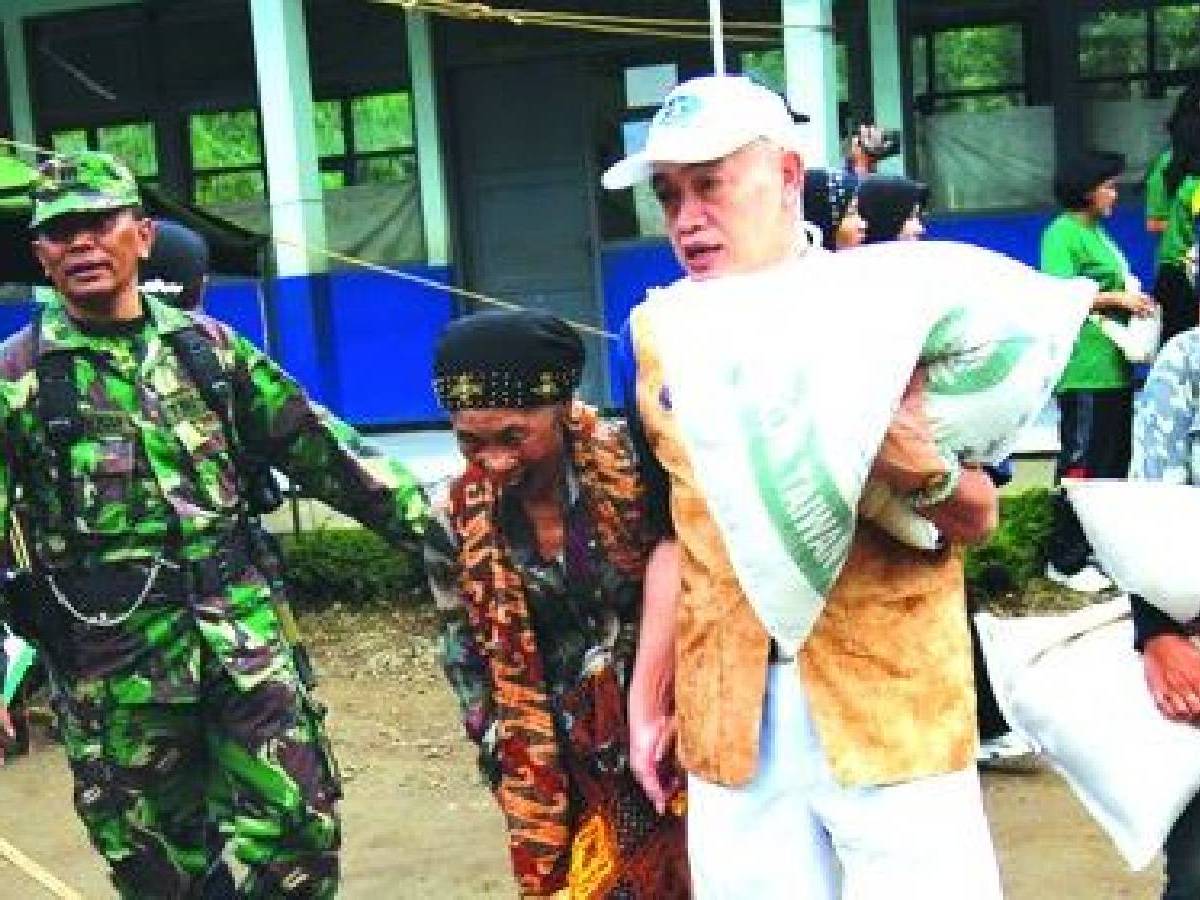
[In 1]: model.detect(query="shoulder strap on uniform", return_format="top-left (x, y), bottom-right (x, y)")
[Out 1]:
top-left (165, 326), bottom-right (233, 424)
top-left (32, 309), bottom-right (83, 544)
top-left (165, 325), bottom-right (279, 517)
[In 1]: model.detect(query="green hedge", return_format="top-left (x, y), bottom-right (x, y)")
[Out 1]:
top-left (964, 487), bottom-right (1054, 599)
top-left (277, 489), bottom-right (1056, 608)
top-left (280, 528), bottom-right (427, 609)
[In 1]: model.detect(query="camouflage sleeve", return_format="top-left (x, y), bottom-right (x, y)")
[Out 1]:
top-left (228, 333), bottom-right (428, 548)
top-left (1130, 331), bottom-right (1200, 484)
top-left (422, 488), bottom-right (494, 757)
top-left (0, 392), bottom-right (14, 633)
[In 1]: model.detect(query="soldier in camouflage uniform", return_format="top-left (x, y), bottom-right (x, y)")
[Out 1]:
top-left (0, 152), bottom-right (428, 898)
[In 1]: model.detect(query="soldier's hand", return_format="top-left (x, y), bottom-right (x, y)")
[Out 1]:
top-left (0, 702), bottom-right (13, 764)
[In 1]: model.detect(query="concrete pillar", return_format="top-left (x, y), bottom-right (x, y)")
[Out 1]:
top-left (2, 12), bottom-right (37, 160)
top-left (249, 0), bottom-right (337, 407)
top-left (867, 0), bottom-right (907, 174)
top-left (249, 0), bottom-right (326, 278)
top-left (405, 10), bottom-right (451, 267)
top-left (783, 0), bottom-right (840, 168)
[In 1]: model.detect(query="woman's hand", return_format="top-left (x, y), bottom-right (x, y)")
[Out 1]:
top-left (1094, 290), bottom-right (1156, 317)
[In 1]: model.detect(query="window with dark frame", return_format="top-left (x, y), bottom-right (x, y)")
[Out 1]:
top-left (188, 109), bottom-right (266, 206)
top-left (910, 21), bottom-right (1029, 115)
top-left (1078, 2), bottom-right (1200, 100)
top-left (313, 90), bottom-right (417, 194)
top-left (49, 120), bottom-right (159, 181)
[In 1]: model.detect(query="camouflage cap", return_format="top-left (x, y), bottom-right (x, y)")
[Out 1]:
top-left (29, 151), bottom-right (140, 230)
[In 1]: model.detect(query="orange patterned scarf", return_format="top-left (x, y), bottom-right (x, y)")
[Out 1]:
top-left (449, 401), bottom-right (654, 896)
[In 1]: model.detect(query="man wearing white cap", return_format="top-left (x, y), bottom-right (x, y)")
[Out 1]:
top-left (609, 75), bottom-right (1005, 898)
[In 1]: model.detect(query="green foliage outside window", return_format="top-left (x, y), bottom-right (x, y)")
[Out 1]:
top-left (910, 24), bottom-right (1024, 114)
top-left (739, 46), bottom-right (849, 105)
top-left (932, 24), bottom-right (1023, 95)
top-left (314, 100), bottom-right (346, 158)
top-left (189, 109), bottom-right (264, 205)
top-left (194, 171), bottom-right (266, 205)
top-left (351, 92), bottom-right (413, 151)
top-left (1156, 3), bottom-right (1200, 71)
top-left (50, 124), bottom-right (157, 180)
top-left (50, 130), bottom-right (88, 154)
top-left (317, 91), bottom-right (417, 194)
top-left (1079, 10), bottom-right (1148, 78)
top-left (320, 169), bottom-right (346, 191)
top-left (97, 122), bottom-right (157, 177)
top-left (355, 155), bottom-right (415, 185)
top-left (190, 110), bottom-right (262, 170)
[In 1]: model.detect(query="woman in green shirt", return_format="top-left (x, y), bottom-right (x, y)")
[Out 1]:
top-left (1153, 87), bottom-right (1200, 344)
top-left (1041, 152), bottom-right (1156, 593)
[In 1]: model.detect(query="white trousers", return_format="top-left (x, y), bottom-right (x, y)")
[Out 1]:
top-left (688, 664), bottom-right (1004, 900)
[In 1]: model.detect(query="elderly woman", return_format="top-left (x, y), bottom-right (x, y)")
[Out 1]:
top-left (1040, 151), bottom-right (1156, 594)
top-left (423, 310), bottom-right (689, 899)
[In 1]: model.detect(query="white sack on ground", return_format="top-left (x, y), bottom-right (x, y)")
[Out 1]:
top-left (1068, 479), bottom-right (1200, 625)
top-left (976, 599), bottom-right (1200, 870)
top-left (632, 241), bottom-right (1094, 654)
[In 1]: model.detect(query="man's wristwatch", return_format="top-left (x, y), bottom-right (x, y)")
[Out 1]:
top-left (909, 450), bottom-right (962, 509)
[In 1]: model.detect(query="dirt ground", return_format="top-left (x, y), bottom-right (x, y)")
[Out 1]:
top-left (0, 603), bottom-right (1166, 899)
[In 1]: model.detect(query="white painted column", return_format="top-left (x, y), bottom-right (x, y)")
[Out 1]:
top-left (249, 0), bottom-right (326, 276)
top-left (782, 0), bottom-right (839, 168)
top-left (867, 0), bottom-right (907, 174)
top-left (405, 10), bottom-right (450, 267)
top-left (708, 0), bottom-right (726, 75)
top-left (2, 12), bottom-right (37, 159)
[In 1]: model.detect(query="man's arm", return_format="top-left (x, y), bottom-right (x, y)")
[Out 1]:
top-left (923, 467), bottom-right (998, 546)
top-left (627, 537), bottom-right (679, 814)
top-left (870, 370), bottom-right (998, 545)
top-left (229, 332), bottom-right (428, 549)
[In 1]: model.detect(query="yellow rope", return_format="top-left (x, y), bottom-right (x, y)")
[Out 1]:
top-left (373, 0), bottom-right (781, 42)
top-left (274, 238), bottom-right (615, 339)
top-left (0, 838), bottom-right (85, 900)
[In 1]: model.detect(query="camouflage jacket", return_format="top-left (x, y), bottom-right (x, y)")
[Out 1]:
top-left (0, 293), bottom-right (427, 702)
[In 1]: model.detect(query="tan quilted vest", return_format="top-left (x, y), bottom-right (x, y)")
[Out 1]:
top-left (630, 308), bottom-right (976, 787)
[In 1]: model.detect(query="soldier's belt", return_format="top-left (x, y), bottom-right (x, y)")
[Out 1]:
top-left (44, 538), bottom-right (257, 621)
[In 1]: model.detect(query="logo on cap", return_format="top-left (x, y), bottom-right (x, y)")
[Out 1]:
top-left (655, 93), bottom-right (702, 128)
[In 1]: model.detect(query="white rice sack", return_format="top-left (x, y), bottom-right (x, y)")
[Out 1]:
top-left (863, 273), bottom-right (1092, 547)
top-left (635, 241), bottom-right (1094, 652)
top-left (976, 599), bottom-right (1200, 870)
top-left (1067, 479), bottom-right (1200, 624)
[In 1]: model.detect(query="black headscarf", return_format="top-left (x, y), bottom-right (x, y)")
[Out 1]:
top-left (143, 219), bottom-right (211, 309)
top-left (433, 309), bottom-right (584, 410)
top-left (803, 168), bottom-right (860, 251)
top-left (1053, 151), bottom-right (1125, 210)
top-left (1165, 85), bottom-right (1200, 196)
top-left (858, 176), bottom-right (930, 244)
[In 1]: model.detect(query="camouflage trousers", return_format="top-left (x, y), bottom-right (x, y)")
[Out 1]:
top-left (58, 658), bottom-right (341, 899)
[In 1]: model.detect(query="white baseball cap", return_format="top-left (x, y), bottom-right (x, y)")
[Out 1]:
top-left (601, 75), bottom-right (808, 190)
